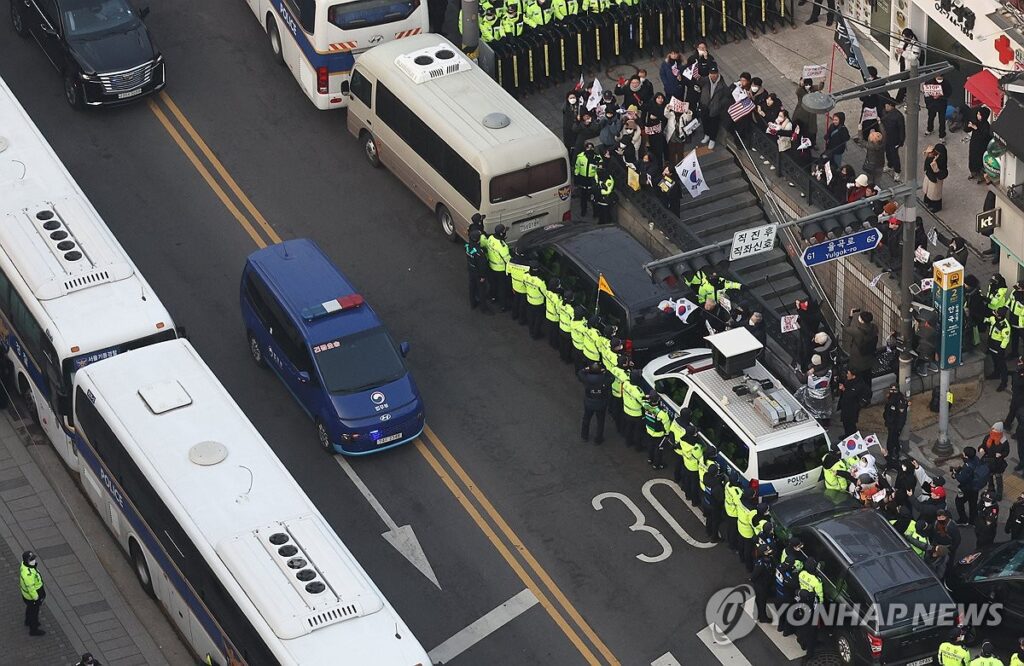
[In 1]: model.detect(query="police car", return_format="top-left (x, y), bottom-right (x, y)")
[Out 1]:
top-left (240, 239), bottom-right (424, 455)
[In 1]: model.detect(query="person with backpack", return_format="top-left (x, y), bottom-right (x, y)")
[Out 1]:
top-left (953, 447), bottom-right (990, 526)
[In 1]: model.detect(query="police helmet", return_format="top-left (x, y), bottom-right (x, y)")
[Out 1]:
top-left (562, 289), bottom-right (575, 303)
top-left (22, 550), bottom-right (37, 566)
top-left (981, 641), bottom-right (995, 657)
top-left (494, 223), bottom-right (508, 239)
top-left (704, 444), bottom-right (718, 459)
top-left (676, 407), bottom-right (692, 423)
top-left (468, 229), bottom-right (482, 244)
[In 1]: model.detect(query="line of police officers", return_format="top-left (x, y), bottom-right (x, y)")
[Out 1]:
top-left (463, 0), bottom-right (794, 95)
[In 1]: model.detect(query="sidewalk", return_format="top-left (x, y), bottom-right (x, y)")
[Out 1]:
top-left (0, 409), bottom-right (174, 665)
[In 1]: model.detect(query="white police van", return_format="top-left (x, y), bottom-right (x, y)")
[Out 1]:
top-left (643, 328), bottom-right (828, 497)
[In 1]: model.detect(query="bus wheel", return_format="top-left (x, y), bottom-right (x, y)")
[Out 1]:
top-left (436, 204), bottom-right (458, 243)
top-left (130, 540), bottom-right (156, 599)
top-left (361, 131), bottom-right (380, 168)
top-left (247, 332), bottom-right (266, 368)
top-left (266, 16), bottom-right (284, 65)
top-left (315, 420), bottom-right (334, 454)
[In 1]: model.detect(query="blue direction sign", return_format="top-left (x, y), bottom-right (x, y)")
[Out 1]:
top-left (800, 228), bottom-right (882, 267)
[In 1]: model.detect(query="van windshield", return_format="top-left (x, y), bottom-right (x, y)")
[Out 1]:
top-left (313, 327), bottom-right (406, 393)
top-left (757, 434), bottom-right (829, 481)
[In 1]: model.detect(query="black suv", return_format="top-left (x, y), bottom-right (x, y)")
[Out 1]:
top-left (11, 0), bottom-right (165, 108)
top-left (772, 493), bottom-right (955, 665)
top-left (518, 224), bottom-right (702, 364)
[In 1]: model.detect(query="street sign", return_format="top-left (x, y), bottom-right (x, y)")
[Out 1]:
top-left (800, 228), bottom-right (881, 267)
top-left (729, 223), bottom-right (778, 261)
top-left (932, 258), bottom-right (964, 370)
top-left (976, 207), bottom-right (1001, 235)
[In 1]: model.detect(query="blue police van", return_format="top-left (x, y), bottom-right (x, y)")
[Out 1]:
top-left (240, 239), bottom-right (424, 455)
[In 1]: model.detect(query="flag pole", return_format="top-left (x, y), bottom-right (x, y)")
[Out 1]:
top-left (595, 273), bottom-right (601, 317)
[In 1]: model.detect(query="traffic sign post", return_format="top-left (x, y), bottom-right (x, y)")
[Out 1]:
top-left (931, 257), bottom-right (964, 456)
top-left (729, 223), bottom-right (778, 261)
top-left (800, 228), bottom-right (881, 267)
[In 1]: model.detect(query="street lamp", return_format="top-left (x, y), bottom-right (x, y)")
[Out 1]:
top-left (801, 58), bottom-right (954, 457)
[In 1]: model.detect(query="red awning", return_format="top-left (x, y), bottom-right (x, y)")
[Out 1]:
top-left (965, 69), bottom-right (1004, 116)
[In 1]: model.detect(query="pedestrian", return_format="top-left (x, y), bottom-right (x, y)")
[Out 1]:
top-left (966, 107), bottom-right (992, 182)
top-left (823, 112), bottom-right (850, 172)
top-left (936, 628), bottom-right (971, 666)
top-left (1006, 492), bottom-right (1024, 540)
top-left (481, 224), bottom-right (512, 311)
top-left (846, 309), bottom-right (879, 395)
top-left (656, 165), bottom-right (681, 217)
top-left (894, 28), bottom-right (923, 104)
top-left (19, 550), bottom-right (46, 636)
top-left (805, 0), bottom-right (835, 24)
top-left (597, 105), bottom-right (623, 151)
top-left (883, 384), bottom-right (908, 468)
top-left (773, 109), bottom-right (794, 153)
top-left (922, 144), bottom-right (948, 213)
top-left (857, 66), bottom-right (881, 142)
top-left (881, 98), bottom-right (906, 182)
top-left (577, 362), bottom-right (611, 444)
top-left (745, 312), bottom-right (767, 348)
top-left (704, 463), bottom-right (726, 541)
top-left (965, 275), bottom-right (986, 349)
top-left (838, 369), bottom-right (866, 436)
top-left (913, 485), bottom-right (947, 524)
top-left (749, 542), bottom-right (775, 623)
top-left (641, 93), bottom-right (667, 163)
top-left (687, 40), bottom-right (717, 78)
top-left (847, 173), bottom-right (873, 202)
top-left (660, 49), bottom-right (684, 100)
top-left (923, 73), bottom-right (951, 138)
top-left (642, 390), bottom-right (671, 468)
top-left (979, 423), bottom-right (1010, 500)
top-left (698, 65), bottom-right (731, 150)
top-left (465, 229), bottom-right (491, 312)
top-left (76, 654), bottom-right (101, 666)
top-left (933, 510), bottom-right (960, 579)
top-left (925, 544), bottom-right (948, 578)
top-left (953, 446), bottom-right (989, 526)
top-left (792, 78), bottom-right (820, 147)
top-left (986, 307), bottom-right (1011, 391)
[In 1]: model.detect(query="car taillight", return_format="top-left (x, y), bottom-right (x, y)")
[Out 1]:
top-left (867, 632), bottom-right (883, 656)
top-left (317, 66), bottom-right (329, 94)
top-left (562, 210), bottom-right (572, 221)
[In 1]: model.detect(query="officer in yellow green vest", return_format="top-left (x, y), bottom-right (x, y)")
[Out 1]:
top-left (686, 267), bottom-right (716, 303)
top-left (601, 338), bottom-right (626, 425)
top-left (501, 2), bottom-right (524, 37)
top-left (798, 558), bottom-right (824, 603)
top-left (972, 641), bottom-right (1003, 666)
top-left (642, 390), bottom-right (671, 469)
top-left (780, 536), bottom-right (806, 573)
top-left (723, 476), bottom-right (743, 551)
top-left (1009, 282), bottom-right (1024, 357)
top-left (709, 270), bottom-right (742, 303)
top-left (506, 249), bottom-right (530, 325)
top-left (551, 0), bottom-right (575, 21)
top-left (676, 415), bottom-right (703, 504)
top-left (573, 143), bottom-right (601, 216)
top-left (481, 224), bottom-right (511, 310)
top-left (890, 516), bottom-right (928, 556)
top-left (697, 443), bottom-right (717, 497)
top-left (523, 0), bottom-right (548, 29)
top-left (821, 451), bottom-right (853, 492)
top-left (581, 315), bottom-right (604, 367)
top-left (523, 264), bottom-right (547, 339)
top-left (557, 289), bottom-right (576, 364)
top-left (937, 628), bottom-right (971, 666)
top-left (1006, 636), bottom-right (1024, 666)
top-left (988, 274), bottom-right (1009, 316)
top-left (736, 489), bottom-right (759, 570)
top-left (593, 168), bottom-right (616, 225)
top-left (543, 278), bottom-right (564, 350)
top-left (20, 550), bottom-right (46, 636)
top-left (986, 307), bottom-right (1011, 391)
top-left (480, 5), bottom-right (504, 42)
top-left (621, 370), bottom-right (646, 450)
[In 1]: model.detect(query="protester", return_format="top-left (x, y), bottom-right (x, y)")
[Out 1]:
top-left (894, 29), bottom-right (923, 104)
top-left (862, 127), bottom-right (886, 185)
top-left (823, 112), bottom-right (850, 172)
top-left (921, 144), bottom-right (947, 212)
top-left (966, 107), bottom-right (993, 182)
top-left (923, 73), bottom-right (951, 139)
top-left (881, 98), bottom-right (906, 182)
top-left (792, 79), bottom-right (819, 147)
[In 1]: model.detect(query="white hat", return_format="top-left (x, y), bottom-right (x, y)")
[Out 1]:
top-left (813, 332), bottom-right (830, 344)
top-left (855, 174), bottom-right (869, 187)
top-left (811, 354), bottom-right (823, 365)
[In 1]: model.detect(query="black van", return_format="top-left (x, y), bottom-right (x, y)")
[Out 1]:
top-left (772, 493), bottom-right (955, 665)
top-left (518, 224), bottom-right (701, 363)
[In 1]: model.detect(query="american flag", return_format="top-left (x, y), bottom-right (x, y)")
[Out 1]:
top-left (728, 96), bottom-right (755, 121)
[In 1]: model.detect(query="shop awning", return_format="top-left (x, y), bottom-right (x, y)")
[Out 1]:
top-left (993, 94), bottom-right (1024, 158)
top-left (965, 69), bottom-right (1004, 116)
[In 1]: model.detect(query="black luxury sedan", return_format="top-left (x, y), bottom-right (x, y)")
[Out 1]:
top-left (11, 0), bottom-right (165, 108)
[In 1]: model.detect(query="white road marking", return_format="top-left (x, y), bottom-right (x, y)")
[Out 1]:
top-left (592, 491), bottom-right (674, 563)
top-left (651, 652), bottom-right (682, 666)
top-left (642, 479), bottom-right (716, 548)
top-left (428, 589), bottom-right (539, 664)
top-left (744, 598), bottom-right (805, 660)
top-left (696, 624), bottom-right (753, 666)
top-left (334, 456), bottom-right (440, 589)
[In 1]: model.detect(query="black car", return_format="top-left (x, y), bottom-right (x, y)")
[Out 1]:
top-left (772, 494), bottom-right (956, 665)
top-left (518, 224), bottom-right (702, 364)
top-left (11, 0), bottom-right (165, 108)
top-left (949, 540), bottom-right (1024, 634)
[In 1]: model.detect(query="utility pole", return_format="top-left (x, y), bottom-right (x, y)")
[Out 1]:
top-left (461, 0), bottom-right (480, 57)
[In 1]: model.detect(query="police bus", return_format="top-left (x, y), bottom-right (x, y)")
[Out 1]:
top-left (346, 33), bottom-right (572, 242)
top-left (0, 74), bottom-right (180, 467)
top-left (73, 339), bottom-right (431, 665)
top-left (245, 0), bottom-right (428, 109)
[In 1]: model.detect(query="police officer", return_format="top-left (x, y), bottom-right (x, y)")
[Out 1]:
top-left (466, 229), bottom-right (491, 312)
top-left (704, 462), bottom-right (725, 541)
top-left (821, 450), bottom-right (853, 492)
top-left (602, 339), bottom-right (626, 425)
top-left (1009, 282), bottom-right (1024, 357)
top-left (669, 408), bottom-right (694, 481)
top-left (988, 274), bottom-right (1009, 316)
top-left (736, 488), bottom-right (758, 570)
top-left (557, 289), bottom-right (576, 363)
top-left (20, 550), bottom-right (46, 636)
top-left (883, 384), bottom-right (909, 468)
top-left (621, 370), bottom-right (646, 449)
top-left (482, 224), bottom-right (512, 310)
top-left (581, 315), bottom-right (604, 369)
top-left (1008, 636), bottom-right (1024, 666)
top-left (686, 266), bottom-right (716, 303)
top-left (749, 540), bottom-right (775, 623)
top-left (642, 390), bottom-right (671, 469)
top-left (570, 304), bottom-right (588, 369)
top-left (937, 628), bottom-right (970, 666)
top-left (592, 167), bottom-right (616, 225)
top-left (577, 362), bottom-right (612, 443)
top-left (709, 270), bottom-right (741, 302)
top-left (544, 278), bottom-right (564, 350)
top-left (524, 264), bottom-right (547, 339)
top-left (723, 474), bottom-right (743, 551)
top-left (793, 585), bottom-right (820, 659)
top-left (775, 560), bottom-right (799, 636)
top-left (779, 536), bottom-right (806, 573)
top-left (573, 143), bottom-right (601, 216)
top-left (479, 5), bottom-right (504, 42)
top-left (798, 557), bottom-right (824, 604)
top-left (972, 641), bottom-right (1003, 666)
top-left (986, 307), bottom-right (1011, 391)
top-left (506, 249), bottom-right (530, 324)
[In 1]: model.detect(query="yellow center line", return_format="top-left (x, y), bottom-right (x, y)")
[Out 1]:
top-left (145, 93), bottom-right (618, 666)
top-left (423, 426), bottom-right (620, 666)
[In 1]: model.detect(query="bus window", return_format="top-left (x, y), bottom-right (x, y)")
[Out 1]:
top-left (350, 69), bottom-right (372, 108)
top-left (687, 392), bottom-right (750, 474)
top-left (489, 159), bottom-right (568, 204)
top-left (328, 0), bottom-right (421, 30)
top-left (283, 0), bottom-right (316, 31)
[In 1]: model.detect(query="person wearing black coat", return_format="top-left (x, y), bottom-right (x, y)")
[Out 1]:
top-left (794, 298), bottom-right (823, 371)
top-left (562, 91), bottom-right (585, 151)
top-left (837, 369), bottom-right (867, 436)
top-left (933, 511), bottom-right (960, 578)
top-left (749, 543), bottom-right (776, 623)
top-left (655, 165), bottom-right (681, 217)
top-left (1006, 492), bottom-right (1024, 540)
top-left (857, 66), bottom-right (881, 141)
top-left (704, 464), bottom-right (726, 541)
top-left (975, 492), bottom-right (999, 547)
top-left (967, 107), bottom-right (992, 181)
top-left (883, 386), bottom-right (908, 467)
top-left (577, 362), bottom-right (612, 444)
top-left (880, 99), bottom-right (906, 180)
top-left (823, 112), bottom-right (850, 172)
top-left (964, 274), bottom-right (986, 349)
top-left (922, 143), bottom-right (948, 212)
top-left (923, 75), bottom-right (952, 139)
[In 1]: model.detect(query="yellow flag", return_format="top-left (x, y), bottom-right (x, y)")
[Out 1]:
top-left (597, 273), bottom-right (615, 297)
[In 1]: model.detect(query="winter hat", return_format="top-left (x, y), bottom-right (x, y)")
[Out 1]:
top-left (855, 174), bottom-right (869, 187)
top-left (993, 422), bottom-right (1004, 433)
top-left (813, 332), bottom-right (830, 345)
top-left (811, 354), bottom-right (823, 366)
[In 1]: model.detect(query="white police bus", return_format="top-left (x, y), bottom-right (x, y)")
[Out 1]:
top-left (246, 0), bottom-right (428, 109)
top-left (73, 339), bottom-right (432, 665)
top-left (0, 74), bottom-right (179, 466)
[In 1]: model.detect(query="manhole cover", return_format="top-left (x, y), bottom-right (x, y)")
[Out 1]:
top-left (951, 412), bottom-right (992, 441)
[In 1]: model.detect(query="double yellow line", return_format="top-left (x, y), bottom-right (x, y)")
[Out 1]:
top-left (146, 91), bottom-right (618, 665)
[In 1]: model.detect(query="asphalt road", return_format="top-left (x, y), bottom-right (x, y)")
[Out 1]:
top-left (1, 4), bottom-right (794, 664)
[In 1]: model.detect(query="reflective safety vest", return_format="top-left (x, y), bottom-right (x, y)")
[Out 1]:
top-left (565, 0), bottom-right (580, 14)
top-left (892, 519), bottom-right (928, 556)
top-left (714, 277), bottom-right (741, 301)
top-left (737, 502), bottom-right (757, 539)
top-left (20, 563), bottom-right (42, 601)
top-left (724, 481), bottom-right (743, 518)
top-left (988, 285), bottom-right (1009, 312)
top-left (682, 440), bottom-right (702, 472)
top-left (501, 15), bottom-right (523, 36)
top-left (643, 402), bottom-right (670, 438)
top-left (609, 365), bottom-right (627, 399)
top-left (937, 641), bottom-right (971, 666)
top-left (524, 273), bottom-right (545, 306)
top-left (1011, 294), bottom-right (1024, 328)
top-left (582, 327), bottom-right (602, 362)
top-left (697, 455), bottom-right (711, 491)
top-left (523, 0), bottom-right (544, 27)
top-left (686, 270), bottom-right (715, 303)
top-left (622, 381), bottom-right (644, 417)
top-left (669, 421), bottom-right (688, 454)
top-left (781, 548), bottom-right (805, 572)
top-left (480, 16), bottom-right (503, 42)
top-left (986, 316), bottom-right (1011, 349)
top-left (544, 290), bottom-right (562, 322)
top-left (798, 569), bottom-right (824, 603)
top-left (823, 457), bottom-right (848, 491)
top-left (551, 0), bottom-right (570, 19)
top-left (570, 317), bottom-right (586, 350)
top-left (558, 298), bottom-right (574, 332)
top-left (582, 0), bottom-right (610, 12)
top-left (574, 151), bottom-right (601, 179)
top-left (597, 175), bottom-right (615, 197)
top-left (969, 657), bottom-right (1002, 666)
top-left (753, 518), bottom-right (767, 539)
top-left (1009, 651), bottom-right (1024, 666)
top-left (482, 235), bottom-right (510, 273)
top-left (507, 260), bottom-right (529, 294)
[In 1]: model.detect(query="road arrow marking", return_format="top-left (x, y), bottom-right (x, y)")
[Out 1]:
top-left (335, 456), bottom-right (440, 589)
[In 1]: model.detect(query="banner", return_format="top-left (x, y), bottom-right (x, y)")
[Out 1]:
top-left (860, 106), bottom-right (878, 123)
top-left (922, 84), bottom-right (943, 97)
top-left (780, 314), bottom-right (799, 333)
top-left (586, 78), bottom-right (603, 111)
top-left (675, 151), bottom-right (710, 199)
top-left (667, 96), bottom-right (687, 113)
top-left (801, 64), bottom-right (827, 79)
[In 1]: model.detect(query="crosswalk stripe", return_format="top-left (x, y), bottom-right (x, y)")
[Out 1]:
top-left (651, 652), bottom-right (682, 666)
top-left (696, 624), bottom-right (753, 666)
top-left (743, 598), bottom-right (805, 660)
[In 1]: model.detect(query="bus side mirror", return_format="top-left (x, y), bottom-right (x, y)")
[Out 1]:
top-left (399, 341), bottom-right (410, 357)
top-left (139, 6), bottom-right (150, 18)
